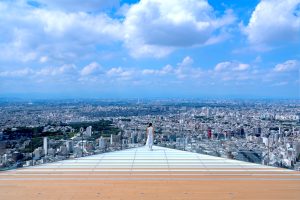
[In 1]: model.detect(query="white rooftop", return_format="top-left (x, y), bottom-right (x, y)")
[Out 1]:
top-left (1, 146), bottom-right (300, 200)
top-left (23, 145), bottom-right (288, 172)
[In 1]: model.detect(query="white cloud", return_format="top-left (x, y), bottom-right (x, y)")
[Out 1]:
top-left (36, 64), bottom-right (76, 76)
top-left (179, 56), bottom-right (194, 67)
top-left (215, 61), bottom-right (231, 71)
top-left (244, 0), bottom-right (300, 47)
top-left (142, 69), bottom-right (156, 75)
top-left (36, 10), bottom-right (122, 39)
top-left (215, 61), bottom-right (250, 72)
top-left (213, 61), bottom-right (253, 82)
top-left (0, 68), bottom-right (33, 77)
top-left (142, 64), bottom-right (173, 75)
top-left (0, 24), bottom-right (39, 62)
top-left (0, 2), bottom-right (123, 63)
top-left (0, 58), bottom-right (298, 92)
top-left (80, 62), bottom-right (101, 76)
top-left (0, 64), bottom-right (77, 80)
top-left (175, 56), bottom-right (201, 79)
top-left (234, 63), bottom-right (250, 71)
top-left (106, 67), bottom-right (133, 79)
top-left (123, 0), bottom-right (235, 57)
top-left (274, 60), bottom-right (299, 72)
top-left (0, 0), bottom-right (236, 62)
top-left (39, 56), bottom-right (48, 63)
top-left (141, 56), bottom-right (203, 79)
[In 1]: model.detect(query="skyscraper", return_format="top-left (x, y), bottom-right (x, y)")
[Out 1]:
top-left (43, 137), bottom-right (48, 155)
top-left (86, 126), bottom-right (92, 137)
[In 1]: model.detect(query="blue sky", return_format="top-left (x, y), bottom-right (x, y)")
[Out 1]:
top-left (0, 0), bottom-right (299, 99)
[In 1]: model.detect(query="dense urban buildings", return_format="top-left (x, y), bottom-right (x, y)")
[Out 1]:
top-left (0, 99), bottom-right (299, 171)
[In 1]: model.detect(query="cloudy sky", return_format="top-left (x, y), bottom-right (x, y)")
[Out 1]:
top-left (0, 0), bottom-right (299, 99)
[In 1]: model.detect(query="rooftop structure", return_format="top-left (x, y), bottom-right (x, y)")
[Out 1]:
top-left (0, 146), bottom-right (299, 199)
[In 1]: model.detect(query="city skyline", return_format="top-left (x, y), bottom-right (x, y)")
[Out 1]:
top-left (1, 99), bottom-right (300, 171)
top-left (0, 0), bottom-right (299, 99)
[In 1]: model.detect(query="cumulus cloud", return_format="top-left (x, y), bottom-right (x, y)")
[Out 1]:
top-left (80, 62), bottom-right (101, 76)
top-left (142, 65), bottom-right (173, 75)
top-left (215, 61), bottom-right (250, 72)
top-left (213, 61), bottom-right (253, 82)
top-left (140, 57), bottom-right (263, 83)
top-left (106, 67), bottom-right (133, 79)
top-left (0, 0), bottom-right (237, 62)
top-left (35, 64), bottom-right (76, 76)
top-left (35, 10), bottom-right (122, 41)
top-left (0, 58), bottom-right (298, 92)
top-left (141, 56), bottom-right (202, 79)
top-left (273, 60), bottom-right (299, 72)
top-left (0, 1), bottom-right (298, 97)
top-left (123, 0), bottom-right (236, 57)
top-left (244, 0), bottom-right (300, 47)
top-left (0, 1), bottom-right (122, 63)
top-left (175, 56), bottom-right (203, 79)
top-left (179, 56), bottom-right (194, 67)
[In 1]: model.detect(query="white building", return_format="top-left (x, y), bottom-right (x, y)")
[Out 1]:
top-left (43, 137), bottom-right (48, 155)
top-left (85, 126), bottom-right (92, 137)
top-left (99, 136), bottom-right (106, 149)
top-left (34, 147), bottom-right (43, 160)
top-left (262, 137), bottom-right (269, 146)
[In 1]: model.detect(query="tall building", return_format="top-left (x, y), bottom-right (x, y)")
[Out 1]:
top-left (99, 136), bottom-right (106, 149)
top-left (66, 140), bottom-right (73, 153)
top-left (130, 132), bottom-right (137, 144)
top-left (85, 126), bottom-right (92, 137)
top-left (43, 137), bottom-right (48, 155)
top-left (279, 126), bottom-right (281, 135)
top-left (253, 127), bottom-right (261, 137)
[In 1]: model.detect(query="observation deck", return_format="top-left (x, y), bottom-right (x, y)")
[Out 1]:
top-left (0, 146), bottom-right (299, 199)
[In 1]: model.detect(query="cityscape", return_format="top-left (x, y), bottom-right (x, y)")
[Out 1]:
top-left (1, 99), bottom-right (299, 171)
top-left (0, 0), bottom-right (299, 199)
